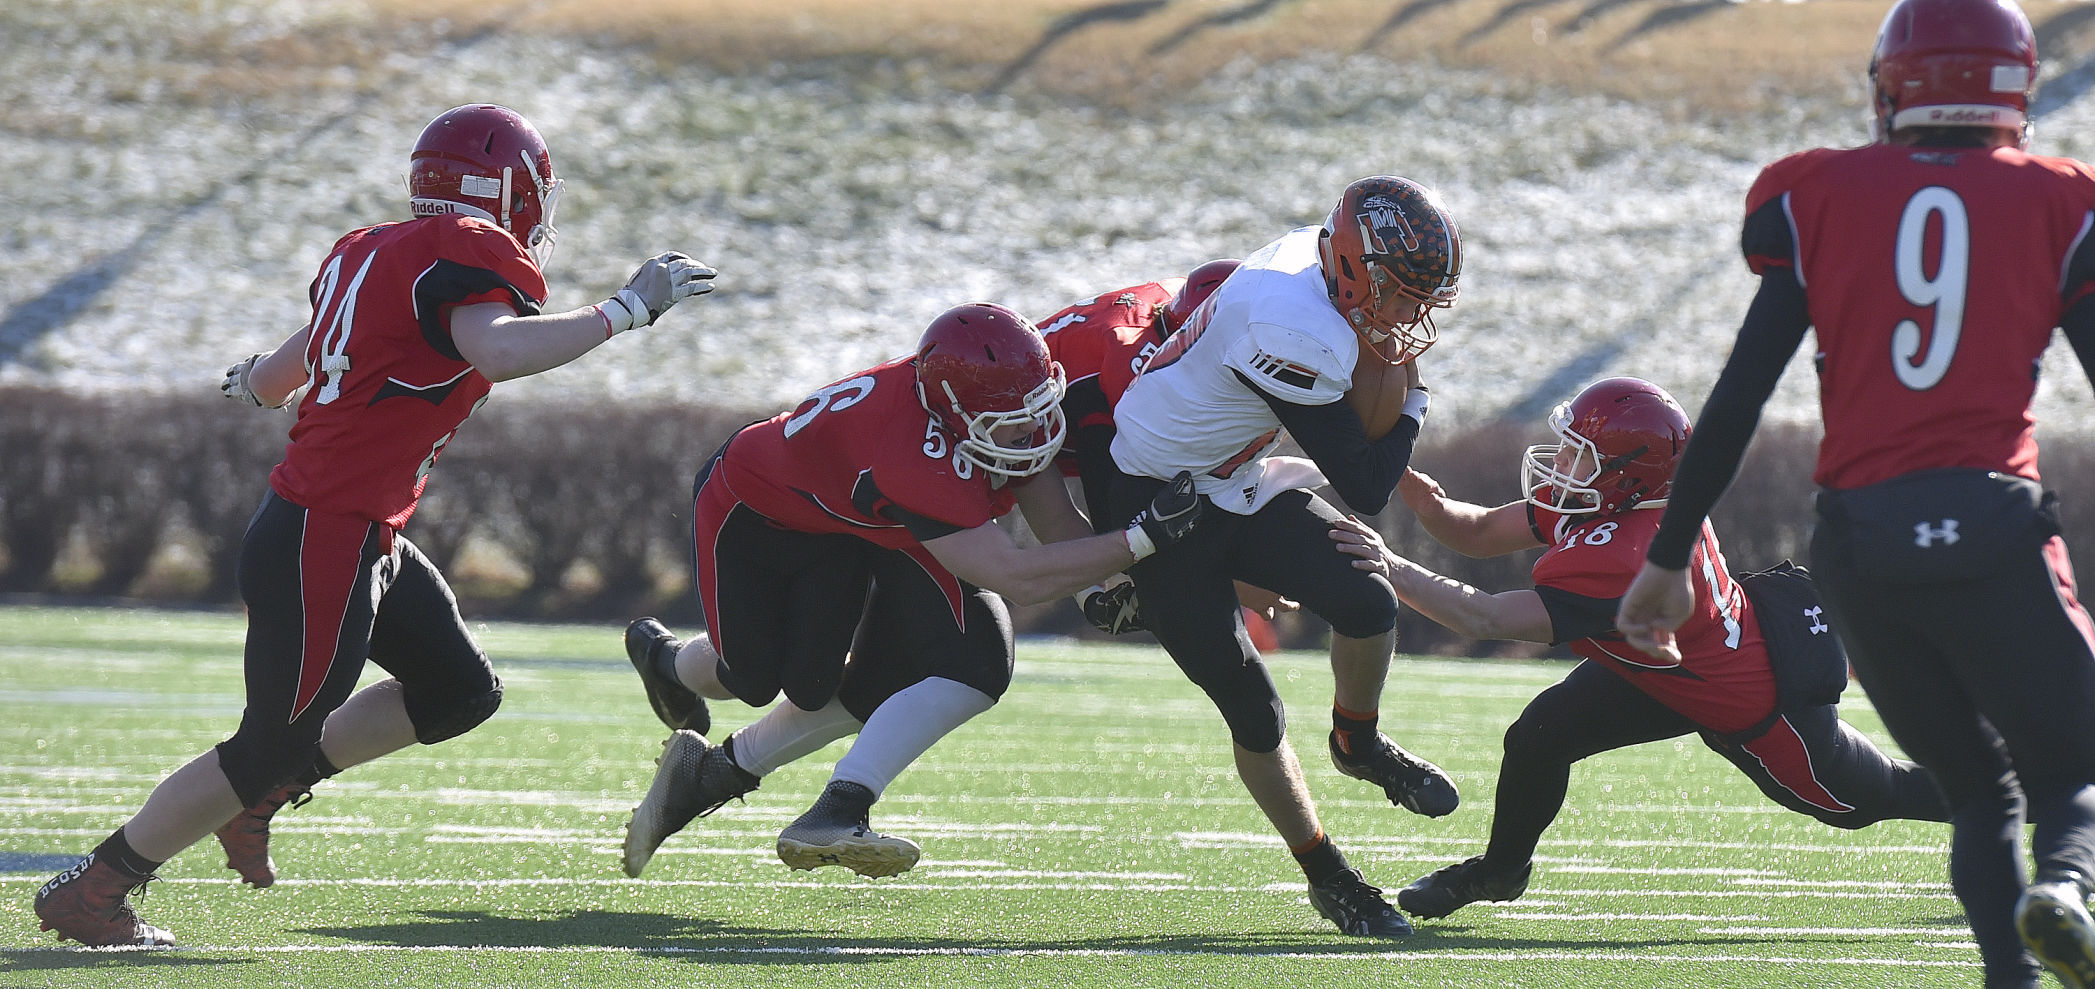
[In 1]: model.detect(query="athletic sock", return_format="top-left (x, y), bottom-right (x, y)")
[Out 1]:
top-left (1332, 705), bottom-right (1379, 758)
top-left (93, 828), bottom-right (163, 880)
top-left (1291, 830), bottom-right (1350, 885)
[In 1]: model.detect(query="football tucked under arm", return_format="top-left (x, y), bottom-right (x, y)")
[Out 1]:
top-left (1344, 344), bottom-right (1429, 441)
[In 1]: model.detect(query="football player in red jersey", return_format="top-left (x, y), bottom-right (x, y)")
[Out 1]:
top-left (1615, 2), bottom-right (2095, 984)
top-left (31, 104), bottom-right (715, 948)
top-left (618, 303), bottom-right (1204, 880)
top-left (1327, 377), bottom-right (1948, 921)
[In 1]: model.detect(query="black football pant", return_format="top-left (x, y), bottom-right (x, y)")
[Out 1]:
top-left (1481, 660), bottom-right (1947, 871)
top-left (1812, 525), bottom-right (2095, 988)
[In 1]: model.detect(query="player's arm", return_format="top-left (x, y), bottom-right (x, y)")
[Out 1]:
top-left (220, 324), bottom-right (314, 408)
top-left (917, 472), bottom-right (1203, 606)
top-left (1240, 369), bottom-right (1422, 515)
top-left (1399, 468), bottom-right (1543, 558)
top-left (452, 252), bottom-right (715, 381)
top-left (1329, 516), bottom-right (1552, 642)
top-left (1011, 469), bottom-right (1096, 545)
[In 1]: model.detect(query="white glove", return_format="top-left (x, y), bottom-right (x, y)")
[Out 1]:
top-left (598, 252), bottom-right (718, 336)
top-left (220, 353), bottom-right (285, 408)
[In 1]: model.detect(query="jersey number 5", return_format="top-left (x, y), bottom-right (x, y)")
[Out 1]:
top-left (1890, 186), bottom-right (1968, 391)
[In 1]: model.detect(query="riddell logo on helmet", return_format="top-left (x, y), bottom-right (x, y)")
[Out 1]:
top-left (1924, 107), bottom-right (2011, 125)
top-left (1360, 196), bottom-right (1420, 253)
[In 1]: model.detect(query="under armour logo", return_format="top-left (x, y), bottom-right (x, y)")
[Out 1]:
top-left (1804, 606), bottom-right (1828, 635)
top-left (1913, 519), bottom-right (1960, 547)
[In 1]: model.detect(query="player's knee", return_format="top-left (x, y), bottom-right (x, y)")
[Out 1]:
top-left (215, 733), bottom-right (321, 808)
top-left (1223, 692), bottom-right (1288, 753)
top-left (1501, 710), bottom-right (1562, 764)
top-left (407, 676), bottom-right (504, 745)
top-left (1320, 581), bottom-right (1399, 640)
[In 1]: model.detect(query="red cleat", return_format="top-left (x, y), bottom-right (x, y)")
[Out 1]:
top-left (214, 784), bottom-right (312, 889)
top-left (33, 855), bottom-right (175, 947)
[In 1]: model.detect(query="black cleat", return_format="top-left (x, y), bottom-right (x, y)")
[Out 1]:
top-left (622, 730), bottom-right (759, 877)
top-left (1330, 730), bottom-right (1459, 818)
top-left (1309, 868), bottom-right (1412, 937)
top-left (625, 618), bottom-right (708, 734)
top-left (2018, 872), bottom-right (2095, 989)
top-left (776, 781), bottom-right (920, 878)
top-left (1397, 854), bottom-right (1532, 920)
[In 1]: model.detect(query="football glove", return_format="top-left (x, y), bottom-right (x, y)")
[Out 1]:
top-left (1079, 582), bottom-right (1144, 635)
top-left (600, 252), bottom-right (717, 336)
top-left (1123, 470), bottom-right (1204, 561)
top-left (220, 352), bottom-right (289, 408)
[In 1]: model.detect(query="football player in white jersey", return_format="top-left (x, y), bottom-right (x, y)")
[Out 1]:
top-left (1102, 175), bottom-right (1461, 936)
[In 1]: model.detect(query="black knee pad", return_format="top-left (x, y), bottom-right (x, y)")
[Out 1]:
top-left (1200, 661), bottom-right (1287, 754)
top-left (1502, 710), bottom-right (1559, 763)
top-left (407, 677), bottom-right (504, 745)
top-left (1322, 580), bottom-right (1400, 640)
top-left (216, 733), bottom-right (322, 809)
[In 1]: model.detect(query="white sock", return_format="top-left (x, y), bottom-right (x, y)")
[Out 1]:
top-left (829, 677), bottom-right (995, 798)
top-left (673, 633), bottom-right (725, 697)
top-left (727, 696), bottom-right (863, 777)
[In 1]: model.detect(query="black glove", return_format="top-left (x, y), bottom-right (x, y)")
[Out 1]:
top-left (1081, 582), bottom-right (1144, 634)
top-left (1123, 470), bottom-right (1205, 560)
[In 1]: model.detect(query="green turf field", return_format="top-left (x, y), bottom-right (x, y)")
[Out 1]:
top-left (0, 605), bottom-right (1970, 987)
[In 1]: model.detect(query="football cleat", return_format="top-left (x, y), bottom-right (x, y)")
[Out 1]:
top-left (1308, 868), bottom-right (1412, 938)
top-left (1397, 854), bottom-right (1533, 920)
top-left (1329, 730), bottom-right (1460, 818)
top-left (214, 783), bottom-right (312, 889)
top-left (33, 855), bottom-right (176, 947)
top-left (625, 618), bottom-right (708, 734)
top-left (622, 729), bottom-right (758, 877)
top-left (775, 781), bottom-right (920, 878)
top-left (2017, 872), bottom-right (2095, 989)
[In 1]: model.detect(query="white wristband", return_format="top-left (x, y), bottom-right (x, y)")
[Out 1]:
top-left (597, 289), bottom-right (649, 337)
top-left (1400, 386), bottom-right (1431, 426)
top-left (1123, 525), bottom-right (1157, 562)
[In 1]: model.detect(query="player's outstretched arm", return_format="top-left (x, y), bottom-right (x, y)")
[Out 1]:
top-left (924, 471), bottom-right (1204, 605)
top-left (220, 325), bottom-right (313, 409)
top-left (1399, 468), bottom-right (1541, 558)
top-left (1330, 516), bottom-right (1551, 642)
top-left (453, 252), bottom-right (716, 381)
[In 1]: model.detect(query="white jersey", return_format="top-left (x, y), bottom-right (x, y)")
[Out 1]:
top-left (1111, 227), bottom-right (1359, 514)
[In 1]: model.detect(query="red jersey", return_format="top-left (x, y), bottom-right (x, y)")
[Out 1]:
top-left (718, 356), bottom-right (1017, 549)
top-left (1744, 144), bottom-right (2095, 489)
top-left (268, 215), bottom-right (546, 528)
top-left (1530, 504), bottom-right (1776, 734)
top-left (1038, 280), bottom-right (1180, 474)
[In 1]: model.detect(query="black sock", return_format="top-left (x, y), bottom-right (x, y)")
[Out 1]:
top-left (93, 828), bottom-right (163, 880)
top-left (297, 750), bottom-right (343, 789)
top-left (1292, 833), bottom-right (1350, 885)
top-left (1332, 708), bottom-right (1379, 757)
top-left (652, 639), bottom-right (683, 687)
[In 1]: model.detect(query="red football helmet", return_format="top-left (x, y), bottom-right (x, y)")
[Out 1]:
top-left (406, 104), bottom-right (563, 266)
top-left (1870, 0), bottom-right (2036, 147)
top-left (1523, 377), bottom-right (1692, 516)
top-left (1159, 258), bottom-right (1242, 336)
top-left (1317, 175), bottom-right (1460, 367)
top-left (916, 303), bottom-right (1068, 479)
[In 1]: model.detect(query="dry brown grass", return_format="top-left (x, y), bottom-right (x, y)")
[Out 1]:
top-left (357, 0), bottom-right (2028, 110)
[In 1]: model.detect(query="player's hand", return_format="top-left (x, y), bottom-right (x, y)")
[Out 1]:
top-left (1123, 470), bottom-right (1204, 561)
top-left (1234, 581), bottom-right (1298, 622)
top-left (1397, 468), bottom-right (1444, 514)
top-left (600, 252), bottom-right (718, 335)
top-left (220, 353), bottom-right (282, 408)
top-left (1079, 581), bottom-right (1144, 634)
top-left (1615, 562), bottom-right (1691, 666)
top-left (1329, 515), bottom-right (1396, 578)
